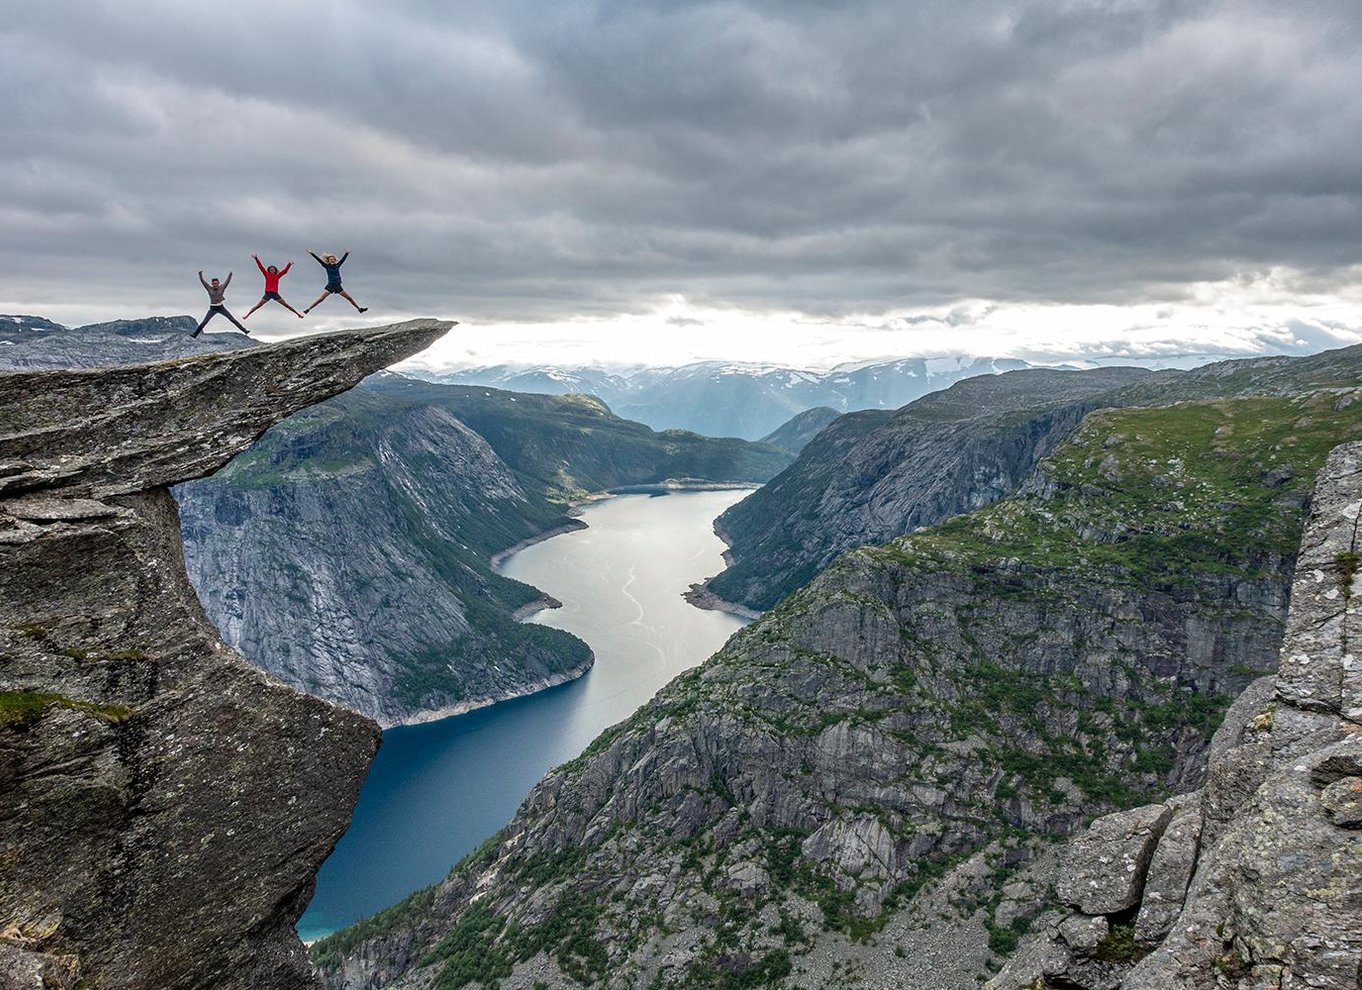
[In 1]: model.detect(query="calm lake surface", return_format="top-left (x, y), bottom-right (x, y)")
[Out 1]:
top-left (298, 489), bottom-right (752, 940)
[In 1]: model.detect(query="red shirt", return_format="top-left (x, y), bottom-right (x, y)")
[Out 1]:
top-left (255, 257), bottom-right (291, 293)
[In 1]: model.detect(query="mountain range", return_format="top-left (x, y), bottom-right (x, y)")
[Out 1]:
top-left (415, 351), bottom-right (1267, 443)
top-left (317, 342), bottom-right (1362, 990)
top-left (8, 320), bottom-right (1362, 989)
top-left (422, 357), bottom-right (1041, 440)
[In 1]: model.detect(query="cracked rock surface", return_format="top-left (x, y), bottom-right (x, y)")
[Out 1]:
top-left (0, 322), bottom-right (449, 989)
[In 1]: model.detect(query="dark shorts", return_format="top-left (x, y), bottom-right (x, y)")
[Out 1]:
top-left (326, 280), bottom-right (343, 293)
top-left (262, 291), bottom-right (282, 301)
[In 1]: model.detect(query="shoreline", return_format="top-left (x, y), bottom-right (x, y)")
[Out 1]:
top-left (682, 583), bottom-right (762, 620)
top-left (511, 593), bottom-right (563, 621)
top-left (489, 519), bottom-right (589, 571)
top-left (387, 655), bottom-right (595, 729)
top-left (396, 482), bottom-right (761, 729)
top-left (683, 514), bottom-right (763, 619)
top-left (607, 479), bottom-right (762, 495)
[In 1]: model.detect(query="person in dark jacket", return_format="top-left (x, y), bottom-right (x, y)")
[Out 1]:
top-left (303, 250), bottom-right (368, 314)
top-left (192, 270), bottom-right (249, 336)
top-left (243, 254), bottom-right (305, 319)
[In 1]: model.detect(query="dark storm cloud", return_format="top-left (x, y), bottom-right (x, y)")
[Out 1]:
top-left (3, 0), bottom-right (1362, 323)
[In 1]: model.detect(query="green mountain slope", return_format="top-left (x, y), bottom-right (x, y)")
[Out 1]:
top-left (178, 377), bottom-right (792, 726)
top-left (709, 345), bottom-right (1362, 613)
top-left (363, 377), bottom-right (792, 498)
top-left (315, 384), bottom-right (1362, 988)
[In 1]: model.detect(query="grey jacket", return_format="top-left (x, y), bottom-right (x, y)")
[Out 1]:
top-left (199, 271), bottom-right (232, 305)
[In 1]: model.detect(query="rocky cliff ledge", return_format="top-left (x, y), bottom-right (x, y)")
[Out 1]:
top-left (991, 440), bottom-right (1362, 989)
top-left (0, 321), bottom-right (450, 989)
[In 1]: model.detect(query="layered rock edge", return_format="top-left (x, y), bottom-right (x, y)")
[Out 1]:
top-left (0, 321), bottom-right (450, 989)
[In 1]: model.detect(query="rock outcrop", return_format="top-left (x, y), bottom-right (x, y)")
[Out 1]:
top-left (989, 441), bottom-right (1362, 990)
top-left (0, 321), bottom-right (448, 988)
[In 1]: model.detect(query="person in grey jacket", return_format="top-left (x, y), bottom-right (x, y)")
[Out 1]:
top-left (192, 271), bottom-right (249, 336)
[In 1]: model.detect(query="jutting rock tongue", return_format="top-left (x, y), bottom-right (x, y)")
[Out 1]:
top-left (0, 321), bottom-right (450, 990)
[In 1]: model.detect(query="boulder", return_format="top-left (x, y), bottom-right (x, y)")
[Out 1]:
top-left (1055, 803), bottom-right (1173, 916)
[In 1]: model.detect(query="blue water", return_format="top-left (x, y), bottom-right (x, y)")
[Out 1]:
top-left (298, 490), bottom-right (751, 940)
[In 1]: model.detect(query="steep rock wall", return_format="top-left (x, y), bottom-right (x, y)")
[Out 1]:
top-left (0, 322), bottom-right (448, 988)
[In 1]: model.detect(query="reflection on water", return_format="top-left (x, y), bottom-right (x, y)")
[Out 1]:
top-left (298, 490), bottom-right (751, 940)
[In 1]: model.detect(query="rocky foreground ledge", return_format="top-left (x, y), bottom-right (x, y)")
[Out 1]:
top-left (0, 322), bottom-right (450, 989)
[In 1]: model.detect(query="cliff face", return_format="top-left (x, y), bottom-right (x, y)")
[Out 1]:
top-left (710, 344), bottom-right (1362, 613)
top-left (316, 387), bottom-right (1362, 989)
top-left (708, 367), bottom-right (1154, 610)
top-left (990, 440), bottom-right (1362, 990)
top-left (0, 322), bottom-right (448, 989)
top-left (175, 388), bottom-right (592, 728)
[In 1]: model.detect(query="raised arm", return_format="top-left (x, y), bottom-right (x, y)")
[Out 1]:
top-left (337, 251), bottom-right (349, 267)
top-left (309, 251), bottom-right (323, 265)
top-left (254, 255), bottom-right (267, 275)
top-left (223, 271), bottom-right (232, 288)
top-left (280, 261), bottom-right (293, 275)
top-left (198, 270), bottom-right (209, 289)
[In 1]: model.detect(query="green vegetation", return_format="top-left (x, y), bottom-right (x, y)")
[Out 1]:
top-left (678, 949), bottom-right (793, 989)
top-left (1336, 549), bottom-right (1360, 599)
top-left (0, 691), bottom-right (132, 728)
top-left (869, 394), bottom-right (1362, 589)
top-left (986, 916), bottom-right (1032, 957)
top-left (1091, 923), bottom-right (1148, 964)
top-left (311, 885), bottom-right (440, 972)
top-left (421, 888), bottom-right (608, 989)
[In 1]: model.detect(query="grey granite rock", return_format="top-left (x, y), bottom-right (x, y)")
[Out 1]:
top-left (1133, 794), bottom-right (1201, 944)
top-left (1123, 444), bottom-right (1362, 989)
top-left (1054, 804), bottom-right (1172, 916)
top-left (1058, 914), bottom-right (1110, 954)
top-left (998, 442), bottom-right (1362, 990)
top-left (0, 322), bottom-right (448, 989)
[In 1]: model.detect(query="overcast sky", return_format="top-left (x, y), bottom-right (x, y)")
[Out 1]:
top-left (5, 0), bottom-right (1362, 368)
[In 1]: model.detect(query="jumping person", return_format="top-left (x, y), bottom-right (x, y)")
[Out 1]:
top-left (243, 254), bottom-right (305, 320)
top-left (192, 270), bottom-right (249, 336)
top-left (303, 250), bottom-right (368, 314)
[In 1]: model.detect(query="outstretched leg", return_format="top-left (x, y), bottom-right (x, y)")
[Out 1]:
top-left (339, 289), bottom-right (368, 313)
top-left (242, 297), bottom-right (267, 319)
top-left (273, 295), bottom-right (306, 318)
top-left (192, 308), bottom-right (217, 337)
top-left (222, 308), bottom-right (250, 334)
top-left (303, 290), bottom-right (330, 314)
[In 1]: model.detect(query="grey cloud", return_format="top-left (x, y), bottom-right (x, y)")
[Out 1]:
top-left (4, 0), bottom-right (1362, 326)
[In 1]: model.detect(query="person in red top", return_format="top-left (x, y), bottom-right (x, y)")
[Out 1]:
top-left (243, 254), bottom-right (305, 320)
